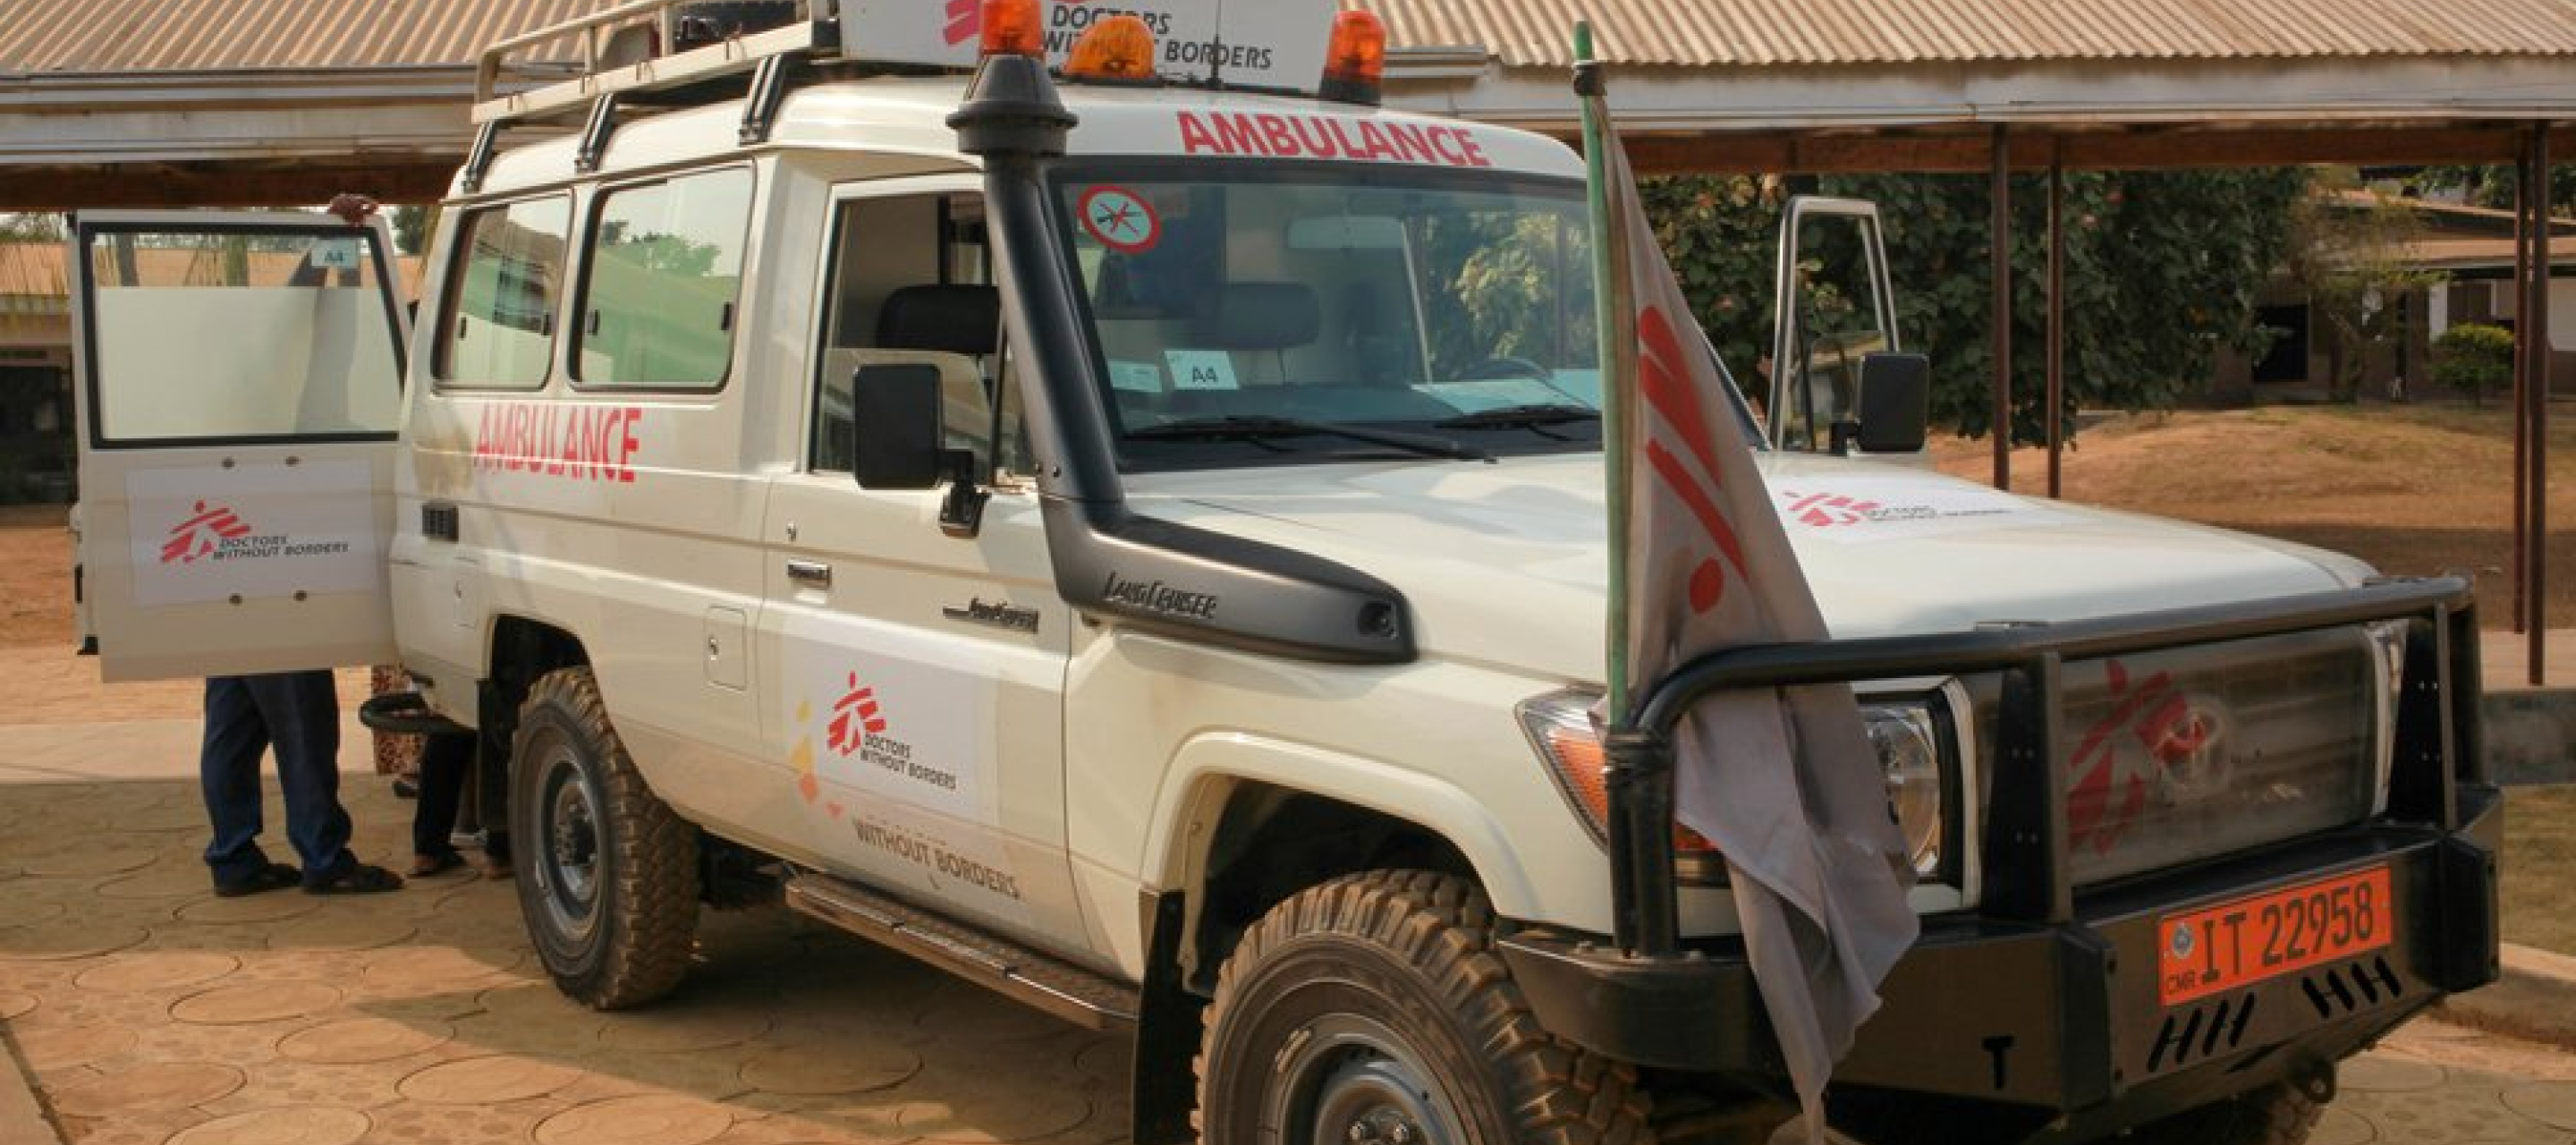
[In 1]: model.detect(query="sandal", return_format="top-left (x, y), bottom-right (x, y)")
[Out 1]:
top-left (408, 851), bottom-right (465, 878)
top-left (303, 862), bottom-right (406, 895)
top-left (213, 861), bottom-right (300, 898)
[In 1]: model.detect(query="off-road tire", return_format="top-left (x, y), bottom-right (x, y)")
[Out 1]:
top-left (511, 666), bottom-right (699, 1009)
top-left (2116, 1080), bottom-right (2323, 1145)
top-left (1196, 869), bottom-right (1654, 1145)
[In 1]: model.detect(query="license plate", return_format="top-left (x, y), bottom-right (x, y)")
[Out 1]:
top-left (2157, 866), bottom-right (2394, 1005)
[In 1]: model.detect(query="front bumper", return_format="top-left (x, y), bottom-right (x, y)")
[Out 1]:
top-left (1515, 578), bottom-right (2497, 1143)
top-left (1500, 783), bottom-right (2499, 1141)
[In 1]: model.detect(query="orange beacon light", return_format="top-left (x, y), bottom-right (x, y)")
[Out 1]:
top-left (1319, 9), bottom-right (1386, 105)
top-left (1064, 14), bottom-right (1157, 81)
top-left (979, 0), bottom-right (1044, 58)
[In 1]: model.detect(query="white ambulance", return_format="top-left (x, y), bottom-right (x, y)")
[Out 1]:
top-left (67, 3), bottom-right (2500, 1143)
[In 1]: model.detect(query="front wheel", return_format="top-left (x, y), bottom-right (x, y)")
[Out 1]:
top-left (2114, 1078), bottom-right (2325, 1145)
top-left (511, 666), bottom-right (699, 1009)
top-left (1196, 870), bottom-right (1654, 1145)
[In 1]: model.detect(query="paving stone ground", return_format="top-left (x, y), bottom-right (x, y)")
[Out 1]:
top-left (6, 714), bottom-right (2576, 1145)
top-left (0, 732), bottom-right (1130, 1145)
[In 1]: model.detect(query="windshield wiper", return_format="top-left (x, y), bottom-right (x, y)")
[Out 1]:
top-left (1126, 415), bottom-right (1491, 462)
top-left (1431, 403), bottom-right (1602, 439)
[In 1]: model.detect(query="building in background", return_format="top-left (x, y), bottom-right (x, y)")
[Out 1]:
top-left (0, 242), bottom-right (72, 505)
top-left (2211, 196), bottom-right (2575, 406)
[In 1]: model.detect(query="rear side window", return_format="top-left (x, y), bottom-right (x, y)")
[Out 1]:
top-left (436, 196), bottom-right (570, 388)
top-left (82, 226), bottom-right (403, 445)
top-left (573, 167), bottom-right (753, 390)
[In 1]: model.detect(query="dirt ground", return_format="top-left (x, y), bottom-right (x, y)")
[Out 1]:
top-left (1933, 403), bottom-right (2574, 628)
top-left (0, 504), bottom-right (72, 652)
top-left (2504, 785), bottom-right (2576, 954)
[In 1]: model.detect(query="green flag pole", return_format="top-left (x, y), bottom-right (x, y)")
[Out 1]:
top-left (1577, 22), bottom-right (1635, 725)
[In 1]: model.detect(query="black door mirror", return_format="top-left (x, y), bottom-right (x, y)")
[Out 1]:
top-left (850, 361), bottom-right (991, 536)
top-left (852, 363), bottom-right (945, 489)
top-left (1834, 352), bottom-right (1930, 455)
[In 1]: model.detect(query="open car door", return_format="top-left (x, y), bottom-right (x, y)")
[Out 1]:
top-left (1766, 196), bottom-right (1902, 453)
top-left (70, 210), bottom-right (408, 682)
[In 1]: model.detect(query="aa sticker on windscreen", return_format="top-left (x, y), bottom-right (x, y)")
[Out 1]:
top-left (1077, 186), bottom-right (1160, 254)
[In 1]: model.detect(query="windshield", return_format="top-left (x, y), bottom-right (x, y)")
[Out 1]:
top-left (1053, 162), bottom-right (1758, 469)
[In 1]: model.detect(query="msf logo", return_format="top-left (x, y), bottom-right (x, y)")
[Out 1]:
top-left (942, 0), bottom-right (979, 44)
top-left (160, 501), bottom-right (252, 565)
top-left (2066, 660), bottom-right (2233, 855)
top-left (826, 672), bottom-right (890, 757)
top-left (1781, 490), bottom-right (1885, 528)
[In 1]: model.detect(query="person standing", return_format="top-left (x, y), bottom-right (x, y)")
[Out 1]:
top-left (410, 730), bottom-right (509, 878)
top-left (201, 671), bottom-right (403, 895)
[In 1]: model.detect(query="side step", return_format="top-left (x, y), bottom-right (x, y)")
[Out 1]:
top-left (783, 869), bottom-right (1140, 1031)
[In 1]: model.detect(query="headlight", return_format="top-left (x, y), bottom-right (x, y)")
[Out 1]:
top-left (1517, 689), bottom-right (1953, 886)
top-left (1862, 701), bottom-right (1946, 879)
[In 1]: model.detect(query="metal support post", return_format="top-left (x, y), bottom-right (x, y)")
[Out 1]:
top-left (2513, 148), bottom-right (2530, 638)
top-left (2528, 124), bottom-right (2554, 684)
top-left (2046, 151), bottom-right (2065, 500)
top-left (1991, 126), bottom-right (2013, 491)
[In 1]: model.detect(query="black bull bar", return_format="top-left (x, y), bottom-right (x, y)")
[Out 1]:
top-left (1496, 577), bottom-right (2502, 1137)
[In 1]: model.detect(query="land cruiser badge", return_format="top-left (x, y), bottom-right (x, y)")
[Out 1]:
top-left (1102, 572), bottom-right (1220, 620)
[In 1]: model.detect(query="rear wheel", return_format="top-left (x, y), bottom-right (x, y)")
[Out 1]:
top-left (511, 666), bottom-right (699, 1009)
top-left (1196, 870), bottom-right (1653, 1145)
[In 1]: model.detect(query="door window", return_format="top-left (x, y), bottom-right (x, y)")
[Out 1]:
top-left (810, 191), bottom-right (1001, 473)
top-left (436, 196), bottom-right (571, 389)
top-left (81, 226), bottom-right (403, 445)
top-left (573, 167), bottom-right (754, 390)
top-left (1775, 210), bottom-right (1894, 452)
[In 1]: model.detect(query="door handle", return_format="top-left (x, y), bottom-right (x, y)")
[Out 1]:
top-left (786, 560), bottom-right (833, 588)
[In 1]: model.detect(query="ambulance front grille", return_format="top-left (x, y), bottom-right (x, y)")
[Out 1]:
top-left (1975, 626), bottom-right (2382, 888)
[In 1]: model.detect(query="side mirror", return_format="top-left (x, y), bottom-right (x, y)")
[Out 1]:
top-left (850, 362), bottom-right (990, 536)
top-left (852, 363), bottom-right (945, 489)
top-left (1833, 352), bottom-right (1930, 455)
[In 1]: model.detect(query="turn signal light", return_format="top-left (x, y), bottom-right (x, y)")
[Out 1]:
top-left (1520, 696), bottom-right (1724, 882)
top-left (1318, 10), bottom-right (1386, 105)
top-left (1064, 14), bottom-right (1157, 81)
top-left (979, 0), bottom-right (1043, 58)
top-left (1538, 723), bottom-right (1723, 859)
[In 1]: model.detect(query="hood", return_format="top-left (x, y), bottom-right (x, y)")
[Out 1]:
top-left (1123, 451), bottom-right (2374, 682)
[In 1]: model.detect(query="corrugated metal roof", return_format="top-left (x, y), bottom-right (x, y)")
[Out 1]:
top-left (1360, 0), bottom-right (2576, 67)
top-left (7, 0), bottom-right (2576, 74)
top-left (0, 0), bottom-right (619, 72)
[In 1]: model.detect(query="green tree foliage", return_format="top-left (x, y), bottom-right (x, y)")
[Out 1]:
top-left (1416, 208), bottom-right (1596, 378)
top-left (391, 204), bottom-right (439, 256)
top-left (2280, 174), bottom-right (2443, 403)
top-left (2415, 165), bottom-right (2576, 217)
top-left (2432, 322), bottom-right (2515, 406)
top-left (0, 213), bottom-right (64, 242)
top-left (1640, 168), bottom-right (2310, 443)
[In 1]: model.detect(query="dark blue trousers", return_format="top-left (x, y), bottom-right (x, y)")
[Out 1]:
top-left (411, 731), bottom-right (471, 858)
top-left (201, 671), bottom-right (356, 886)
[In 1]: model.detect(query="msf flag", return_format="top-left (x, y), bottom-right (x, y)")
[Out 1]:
top-left (1586, 82), bottom-right (1920, 1132)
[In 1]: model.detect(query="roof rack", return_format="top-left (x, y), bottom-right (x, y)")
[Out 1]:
top-left (470, 0), bottom-right (850, 128)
